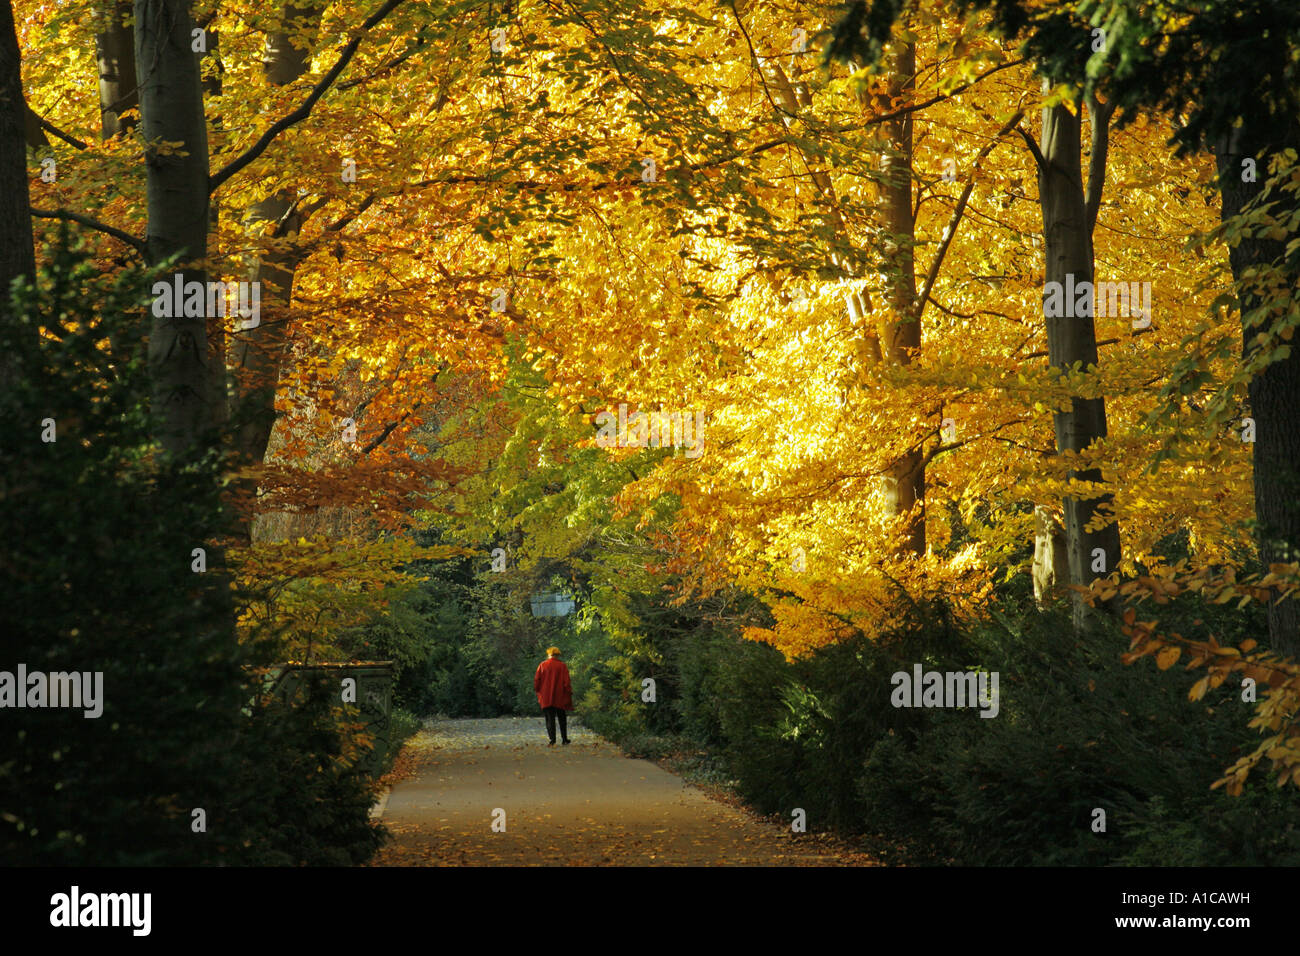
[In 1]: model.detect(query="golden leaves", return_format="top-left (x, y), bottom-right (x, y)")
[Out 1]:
top-left (1110, 562), bottom-right (1300, 793)
top-left (1155, 646), bottom-right (1181, 670)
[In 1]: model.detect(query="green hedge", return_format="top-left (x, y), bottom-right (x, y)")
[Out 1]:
top-left (564, 572), bottom-right (1299, 865)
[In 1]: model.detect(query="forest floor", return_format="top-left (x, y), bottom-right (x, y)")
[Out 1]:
top-left (366, 716), bottom-right (879, 866)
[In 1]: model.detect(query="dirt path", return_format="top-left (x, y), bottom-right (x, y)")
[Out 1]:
top-left (368, 716), bottom-right (874, 866)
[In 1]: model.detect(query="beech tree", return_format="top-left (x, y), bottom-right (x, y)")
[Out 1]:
top-left (13, 0), bottom-right (1290, 804)
top-left (135, 0), bottom-right (212, 456)
top-left (95, 2), bottom-right (136, 139)
top-left (828, 0), bottom-right (1300, 649)
top-left (1030, 83), bottom-right (1122, 630)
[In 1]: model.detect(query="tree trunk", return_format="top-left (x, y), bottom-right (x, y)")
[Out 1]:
top-left (234, 191), bottom-right (302, 468)
top-left (877, 40), bottom-right (924, 557)
top-left (0, 0), bottom-right (34, 391)
top-left (133, 0), bottom-right (238, 654)
top-left (1037, 98), bottom-right (1120, 631)
top-left (760, 26), bottom-right (924, 557)
top-left (1032, 504), bottom-right (1069, 603)
top-left (135, 0), bottom-right (212, 457)
top-left (195, 10), bottom-right (227, 431)
top-left (739, 4), bottom-right (915, 556)
top-left (230, 2), bottom-right (326, 542)
top-left (96, 1), bottom-right (138, 139)
top-left (264, 1), bottom-right (323, 85)
top-left (1215, 122), bottom-right (1300, 659)
top-left (0, 0), bottom-right (34, 305)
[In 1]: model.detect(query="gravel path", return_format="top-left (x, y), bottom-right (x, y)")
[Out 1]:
top-left (367, 716), bottom-right (872, 866)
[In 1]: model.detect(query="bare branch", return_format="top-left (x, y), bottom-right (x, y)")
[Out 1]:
top-left (868, 57), bottom-right (1028, 129)
top-left (360, 401), bottom-right (423, 454)
top-left (411, 58), bottom-right (1030, 192)
top-left (1022, 325), bottom-right (1153, 359)
top-left (28, 108), bottom-right (87, 150)
top-left (325, 192), bottom-right (377, 232)
top-left (31, 207), bottom-right (145, 254)
top-left (729, 3), bottom-right (789, 119)
top-left (339, 31), bottom-right (427, 91)
top-left (923, 418), bottom-right (1027, 467)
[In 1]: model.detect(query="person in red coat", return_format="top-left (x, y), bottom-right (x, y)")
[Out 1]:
top-left (535, 646), bottom-right (573, 745)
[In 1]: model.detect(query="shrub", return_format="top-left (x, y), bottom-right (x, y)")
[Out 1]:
top-left (0, 238), bottom-right (385, 865)
top-left (856, 591), bottom-right (1296, 865)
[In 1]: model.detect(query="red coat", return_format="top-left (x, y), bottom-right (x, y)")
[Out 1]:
top-left (535, 657), bottom-right (573, 711)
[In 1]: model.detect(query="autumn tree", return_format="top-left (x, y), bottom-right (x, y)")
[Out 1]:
top-left (1031, 79), bottom-right (1122, 630)
top-left (134, 0), bottom-right (212, 455)
top-left (829, 0), bottom-right (1300, 652)
top-left (14, 0), bottom-right (1262, 676)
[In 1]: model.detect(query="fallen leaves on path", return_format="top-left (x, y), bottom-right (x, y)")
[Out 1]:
top-left (365, 718), bottom-right (880, 867)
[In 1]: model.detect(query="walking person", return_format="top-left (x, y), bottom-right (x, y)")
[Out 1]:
top-left (534, 646), bottom-right (573, 745)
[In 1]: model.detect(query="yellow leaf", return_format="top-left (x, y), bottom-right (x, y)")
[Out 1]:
top-left (1156, 646), bottom-right (1181, 670)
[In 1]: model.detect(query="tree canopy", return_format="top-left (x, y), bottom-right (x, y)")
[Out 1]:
top-left (5, 0), bottom-right (1300, 865)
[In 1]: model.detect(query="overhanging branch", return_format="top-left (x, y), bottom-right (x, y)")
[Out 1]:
top-left (208, 0), bottom-right (409, 193)
top-left (28, 107), bottom-right (87, 150)
top-left (31, 207), bottom-right (145, 254)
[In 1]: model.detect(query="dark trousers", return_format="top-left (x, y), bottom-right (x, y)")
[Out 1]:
top-left (542, 706), bottom-right (568, 743)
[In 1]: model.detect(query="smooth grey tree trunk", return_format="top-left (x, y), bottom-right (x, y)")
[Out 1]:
top-left (235, 192), bottom-right (305, 471)
top-left (96, 1), bottom-right (137, 139)
top-left (756, 23), bottom-right (924, 558)
top-left (230, 1), bottom-right (327, 542)
top-left (193, 10), bottom-right (228, 431)
top-left (135, 0), bottom-right (211, 457)
top-left (1037, 99), bottom-right (1121, 631)
top-left (754, 23), bottom-right (924, 558)
top-left (877, 40), bottom-right (925, 557)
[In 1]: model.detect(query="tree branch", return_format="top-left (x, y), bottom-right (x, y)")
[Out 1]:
top-left (360, 401), bottom-right (423, 454)
top-left (209, 0), bottom-right (409, 193)
top-left (28, 107), bottom-right (87, 150)
top-left (729, 2), bottom-right (789, 120)
top-left (325, 192), bottom-right (376, 232)
top-left (923, 418), bottom-right (1027, 468)
top-left (867, 57), bottom-right (1028, 129)
top-left (1085, 93), bottom-right (1115, 237)
top-left (915, 110), bottom-right (1024, 320)
top-left (1022, 325), bottom-right (1153, 359)
top-left (338, 30), bottom-right (427, 91)
top-left (1016, 123), bottom-right (1045, 172)
top-left (407, 58), bottom-right (1031, 191)
top-left (991, 435), bottom-right (1055, 457)
top-left (921, 438), bottom-right (969, 467)
top-left (30, 207), bottom-right (145, 254)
